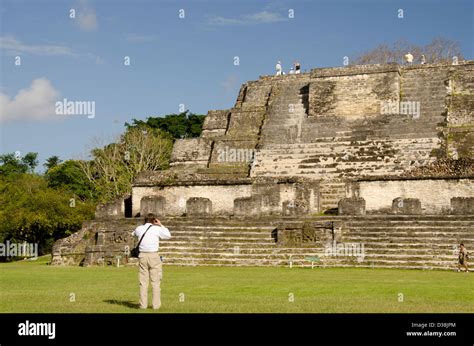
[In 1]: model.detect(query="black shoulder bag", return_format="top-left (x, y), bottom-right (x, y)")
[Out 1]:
top-left (131, 225), bottom-right (153, 258)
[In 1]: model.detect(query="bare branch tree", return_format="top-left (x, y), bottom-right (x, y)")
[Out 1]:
top-left (352, 37), bottom-right (464, 65)
top-left (77, 126), bottom-right (173, 202)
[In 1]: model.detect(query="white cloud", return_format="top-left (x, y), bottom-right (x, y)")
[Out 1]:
top-left (0, 36), bottom-right (76, 56)
top-left (0, 79), bottom-right (60, 123)
top-left (208, 11), bottom-right (287, 26)
top-left (76, 0), bottom-right (98, 32)
top-left (125, 33), bottom-right (156, 43)
top-left (0, 36), bottom-right (105, 64)
top-left (246, 11), bottom-right (287, 23)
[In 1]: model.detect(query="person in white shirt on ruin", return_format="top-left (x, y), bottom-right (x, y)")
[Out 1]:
top-left (276, 61), bottom-right (282, 76)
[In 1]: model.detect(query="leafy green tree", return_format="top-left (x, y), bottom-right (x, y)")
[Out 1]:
top-left (0, 173), bottom-right (95, 257)
top-left (22, 153), bottom-right (39, 171)
top-left (0, 152), bottom-right (38, 175)
top-left (44, 156), bottom-right (62, 171)
top-left (126, 111), bottom-right (206, 139)
top-left (46, 160), bottom-right (96, 201)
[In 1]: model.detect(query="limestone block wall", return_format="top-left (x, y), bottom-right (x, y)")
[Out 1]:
top-left (132, 179), bottom-right (321, 217)
top-left (251, 180), bottom-right (321, 215)
top-left (309, 64), bottom-right (400, 119)
top-left (209, 139), bottom-right (256, 167)
top-left (447, 63), bottom-right (474, 126)
top-left (225, 81), bottom-right (272, 140)
top-left (170, 138), bottom-right (212, 167)
top-left (201, 110), bottom-right (230, 139)
top-left (357, 178), bottom-right (474, 214)
top-left (446, 63), bottom-right (474, 158)
top-left (132, 184), bottom-right (253, 216)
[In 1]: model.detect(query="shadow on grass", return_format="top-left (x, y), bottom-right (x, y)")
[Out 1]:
top-left (104, 299), bottom-right (140, 309)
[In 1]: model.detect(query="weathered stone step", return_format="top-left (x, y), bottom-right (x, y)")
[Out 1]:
top-left (255, 154), bottom-right (434, 163)
top-left (167, 226), bottom-right (276, 232)
top-left (168, 230), bottom-right (274, 236)
top-left (160, 254), bottom-right (460, 264)
top-left (342, 236), bottom-right (474, 243)
top-left (344, 227), bottom-right (474, 233)
top-left (354, 242), bottom-right (472, 249)
top-left (158, 246), bottom-right (464, 257)
top-left (165, 223), bottom-right (276, 228)
top-left (261, 144), bottom-right (437, 153)
top-left (346, 222), bottom-right (474, 228)
top-left (165, 235), bottom-right (275, 242)
top-left (158, 252), bottom-right (462, 263)
top-left (161, 257), bottom-right (463, 269)
top-left (261, 138), bottom-right (438, 150)
top-left (162, 238), bottom-right (277, 245)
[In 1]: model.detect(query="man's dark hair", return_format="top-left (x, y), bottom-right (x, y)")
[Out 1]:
top-left (144, 213), bottom-right (156, 224)
top-left (460, 243), bottom-right (464, 246)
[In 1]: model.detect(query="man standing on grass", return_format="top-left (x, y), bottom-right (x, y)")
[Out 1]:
top-left (132, 213), bottom-right (172, 309)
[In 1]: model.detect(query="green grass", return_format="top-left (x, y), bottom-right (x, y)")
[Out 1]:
top-left (1, 256), bottom-right (473, 313)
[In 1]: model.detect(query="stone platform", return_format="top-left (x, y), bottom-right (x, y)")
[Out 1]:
top-left (52, 215), bottom-right (474, 270)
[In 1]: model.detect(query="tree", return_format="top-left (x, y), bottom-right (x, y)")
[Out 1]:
top-left (0, 152), bottom-right (38, 175)
top-left (78, 126), bottom-right (173, 202)
top-left (0, 173), bottom-right (95, 257)
top-left (45, 160), bottom-right (96, 201)
top-left (44, 156), bottom-right (62, 171)
top-left (125, 111), bottom-right (206, 139)
top-left (353, 37), bottom-right (464, 65)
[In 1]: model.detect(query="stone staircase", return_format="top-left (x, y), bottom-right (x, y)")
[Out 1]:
top-left (52, 215), bottom-right (473, 271)
top-left (259, 80), bottom-right (309, 145)
top-left (335, 217), bottom-right (473, 269)
top-left (251, 137), bottom-right (440, 179)
top-left (155, 216), bottom-right (473, 270)
top-left (319, 180), bottom-right (347, 211)
top-left (400, 66), bottom-right (448, 121)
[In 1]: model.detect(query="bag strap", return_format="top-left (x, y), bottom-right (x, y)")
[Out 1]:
top-left (136, 224), bottom-right (153, 248)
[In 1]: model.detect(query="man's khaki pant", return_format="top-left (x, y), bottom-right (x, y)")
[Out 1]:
top-left (138, 252), bottom-right (162, 309)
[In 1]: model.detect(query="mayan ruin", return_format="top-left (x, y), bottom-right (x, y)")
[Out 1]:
top-left (52, 61), bottom-right (474, 270)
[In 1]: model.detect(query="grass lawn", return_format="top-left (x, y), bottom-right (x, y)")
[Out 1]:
top-left (1, 256), bottom-right (473, 313)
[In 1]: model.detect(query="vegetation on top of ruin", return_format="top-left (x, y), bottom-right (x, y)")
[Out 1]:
top-left (352, 37), bottom-right (464, 65)
top-left (125, 111), bottom-right (206, 140)
top-left (402, 158), bottom-right (474, 178)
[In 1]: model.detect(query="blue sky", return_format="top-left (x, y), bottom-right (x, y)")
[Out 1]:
top-left (0, 0), bottom-right (473, 170)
